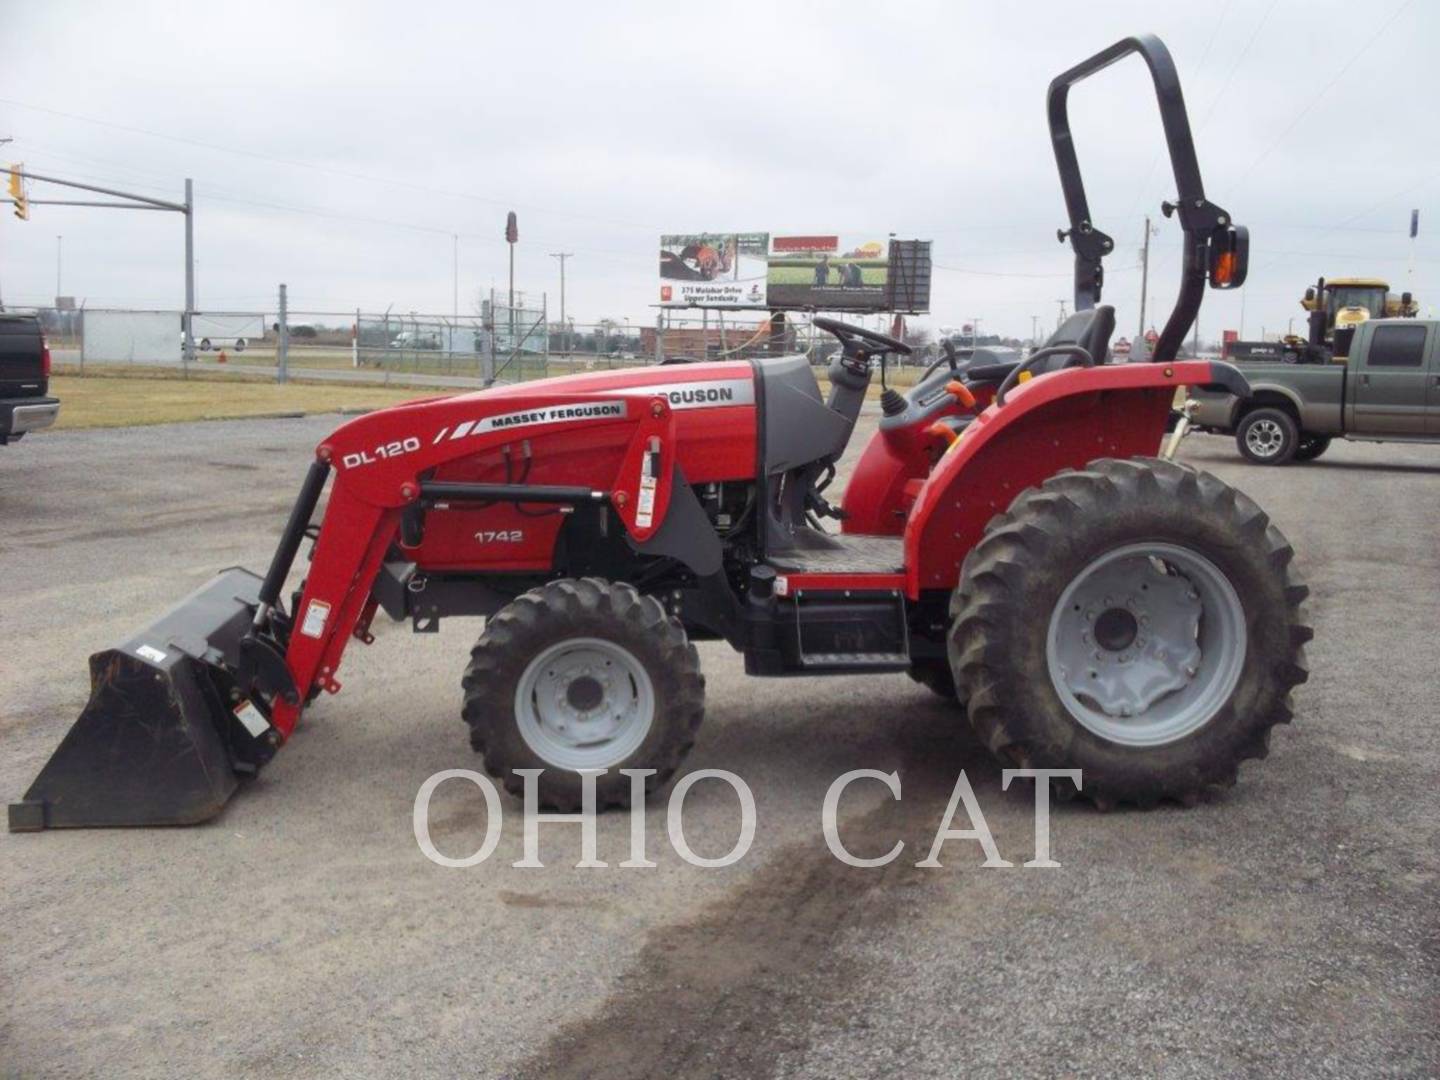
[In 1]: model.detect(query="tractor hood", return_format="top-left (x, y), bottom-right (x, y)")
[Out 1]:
top-left (474, 358), bottom-right (757, 410)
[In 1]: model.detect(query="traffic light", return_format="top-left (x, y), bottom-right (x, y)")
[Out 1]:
top-left (8, 164), bottom-right (27, 221)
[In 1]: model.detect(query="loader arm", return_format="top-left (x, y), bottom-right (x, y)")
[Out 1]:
top-left (262, 388), bottom-right (678, 738)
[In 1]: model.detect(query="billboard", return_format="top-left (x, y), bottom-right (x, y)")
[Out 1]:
top-left (764, 234), bottom-right (889, 310)
top-left (659, 232), bottom-right (769, 307)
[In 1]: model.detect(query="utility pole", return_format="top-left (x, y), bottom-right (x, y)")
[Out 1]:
top-left (183, 178), bottom-right (194, 370)
top-left (550, 252), bottom-right (572, 357)
top-left (1031, 314), bottom-right (1040, 347)
top-left (1137, 215), bottom-right (1157, 356)
top-left (0, 137), bottom-right (10, 311)
top-left (55, 234), bottom-right (62, 299)
top-left (277, 282), bottom-right (289, 384)
top-left (1055, 298), bottom-right (1068, 330)
top-left (452, 233), bottom-right (459, 328)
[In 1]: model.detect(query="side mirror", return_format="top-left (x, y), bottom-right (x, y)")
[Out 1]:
top-left (1207, 225), bottom-right (1249, 290)
top-left (1402, 291), bottom-right (1414, 306)
top-left (1304, 287), bottom-right (1316, 303)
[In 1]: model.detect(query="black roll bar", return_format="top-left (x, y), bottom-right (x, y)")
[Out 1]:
top-left (1047, 34), bottom-right (1239, 363)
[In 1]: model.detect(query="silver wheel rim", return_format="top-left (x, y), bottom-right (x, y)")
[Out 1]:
top-left (515, 637), bottom-right (655, 770)
top-left (1045, 542), bottom-right (1247, 747)
top-left (1245, 419), bottom-right (1285, 458)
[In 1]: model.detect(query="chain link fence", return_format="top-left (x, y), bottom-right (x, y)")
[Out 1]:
top-left (22, 289), bottom-right (948, 388)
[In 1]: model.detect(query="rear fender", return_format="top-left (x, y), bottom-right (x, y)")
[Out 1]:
top-left (903, 360), bottom-right (1246, 596)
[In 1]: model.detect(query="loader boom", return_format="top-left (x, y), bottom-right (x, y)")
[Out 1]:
top-left (265, 386), bottom-right (684, 737)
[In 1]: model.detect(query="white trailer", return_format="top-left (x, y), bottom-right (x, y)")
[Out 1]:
top-left (191, 313), bottom-right (265, 352)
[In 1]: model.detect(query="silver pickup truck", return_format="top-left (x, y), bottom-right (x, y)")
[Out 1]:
top-left (1189, 318), bottom-right (1440, 464)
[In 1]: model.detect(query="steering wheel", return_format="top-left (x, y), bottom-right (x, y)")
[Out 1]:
top-left (813, 316), bottom-right (912, 355)
top-left (995, 344), bottom-right (1095, 406)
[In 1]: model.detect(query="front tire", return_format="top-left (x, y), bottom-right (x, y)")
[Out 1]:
top-left (1236, 407), bottom-right (1298, 465)
top-left (462, 578), bottom-right (704, 811)
top-left (950, 457), bottom-right (1311, 808)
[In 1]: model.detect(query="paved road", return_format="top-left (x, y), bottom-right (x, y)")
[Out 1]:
top-left (2, 415), bottom-right (1437, 1078)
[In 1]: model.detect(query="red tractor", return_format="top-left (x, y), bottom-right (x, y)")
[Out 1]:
top-left (10, 35), bottom-right (1309, 830)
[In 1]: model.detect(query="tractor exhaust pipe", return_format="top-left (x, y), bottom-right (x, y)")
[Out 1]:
top-left (9, 461), bottom-right (330, 832)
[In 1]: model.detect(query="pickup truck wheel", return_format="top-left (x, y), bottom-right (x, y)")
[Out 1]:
top-left (1236, 407), bottom-right (1298, 465)
top-left (949, 457), bottom-right (1311, 808)
top-left (1293, 435), bottom-right (1331, 462)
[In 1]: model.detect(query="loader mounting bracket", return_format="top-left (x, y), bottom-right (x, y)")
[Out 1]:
top-left (238, 633), bottom-right (300, 707)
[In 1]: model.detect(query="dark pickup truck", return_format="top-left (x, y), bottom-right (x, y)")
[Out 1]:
top-left (1188, 318), bottom-right (1440, 464)
top-left (0, 314), bottom-right (58, 445)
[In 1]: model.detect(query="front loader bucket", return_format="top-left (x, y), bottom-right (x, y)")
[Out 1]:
top-left (9, 568), bottom-right (267, 831)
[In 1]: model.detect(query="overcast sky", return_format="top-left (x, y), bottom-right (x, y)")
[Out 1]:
top-left (1, 0), bottom-right (1435, 341)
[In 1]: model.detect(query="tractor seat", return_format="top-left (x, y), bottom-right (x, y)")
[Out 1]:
top-left (963, 306), bottom-right (1117, 386)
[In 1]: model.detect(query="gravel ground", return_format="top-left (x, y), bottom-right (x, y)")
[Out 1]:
top-left (1, 412), bottom-right (1437, 1078)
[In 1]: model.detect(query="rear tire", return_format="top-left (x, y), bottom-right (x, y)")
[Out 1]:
top-left (1236, 407), bottom-right (1298, 465)
top-left (1293, 435), bottom-right (1331, 462)
top-left (949, 457), bottom-right (1311, 808)
top-left (462, 578), bottom-right (704, 811)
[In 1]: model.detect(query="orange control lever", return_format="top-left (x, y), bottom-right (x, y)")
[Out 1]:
top-left (945, 380), bottom-right (977, 409)
top-left (926, 421), bottom-right (959, 447)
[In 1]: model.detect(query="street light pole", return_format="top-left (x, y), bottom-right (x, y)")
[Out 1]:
top-left (183, 178), bottom-right (194, 370)
top-left (0, 137), bottom-right (10, 309)
top-left (505, 211), bottom-right (518, 358)
top-left (550, 252), bottom-right (572, 357)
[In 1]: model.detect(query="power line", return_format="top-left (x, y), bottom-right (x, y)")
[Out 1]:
top-left (0, 96), bottom-right (663, 232)
top-left (1120, 0), bottom-right (1236, 223)
top-left (933, 262), bottom-right (1142, 279)
top-left (1193, 0), bottom-right (1280, 135)
top-left (1232, 0), bottom-right (1415, 190)
top-left (1252, 167), bottom-right (1440, 273)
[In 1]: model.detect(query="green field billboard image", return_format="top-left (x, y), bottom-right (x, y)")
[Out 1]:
top-left (765, 235), bottom-right (889, 310)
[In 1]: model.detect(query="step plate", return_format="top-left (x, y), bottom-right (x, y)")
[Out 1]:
top-left (799, 651), bottom-right (910, 669)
